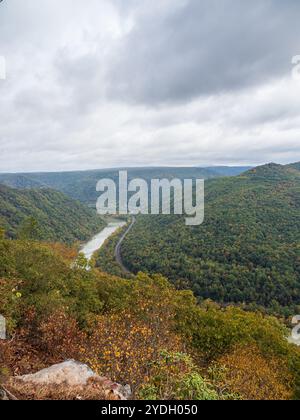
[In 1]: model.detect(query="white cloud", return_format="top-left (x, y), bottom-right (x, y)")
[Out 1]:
top-left (0, 0), bottom-right (299, 172)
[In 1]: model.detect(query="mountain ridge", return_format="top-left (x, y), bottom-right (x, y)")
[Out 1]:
top-left (0, 166), bottom-right (254, 204)
top-left (245, 162), bottom-right (300, 181)
top-left (0, 184), bottom-right (104, 243)
top-left (117, 161), bottom-right (300, 315)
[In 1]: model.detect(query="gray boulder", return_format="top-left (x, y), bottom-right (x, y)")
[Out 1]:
top-left (6, 360), bottom-right (132, 400)
top-left (17, 360), bottom-right (97, 387)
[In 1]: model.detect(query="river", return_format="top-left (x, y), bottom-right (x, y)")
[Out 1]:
top-left (81, 219), bottom-right (126, 261)
top-left (81, 219), bottom-right (300, 346)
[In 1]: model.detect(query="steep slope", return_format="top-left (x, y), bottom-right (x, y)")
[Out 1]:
top-left (120, 162), bottom-right (300, 314)
top-left (288, 162), bottom-right (300, 172)
top-left (0, 237), bottom-right (299, 400)
top-left (0, 174), bottom-right (45, 189)
top-left (0, 184), bottom-right (104, 243)
top-left (246, 162), bottom-right (300, 181)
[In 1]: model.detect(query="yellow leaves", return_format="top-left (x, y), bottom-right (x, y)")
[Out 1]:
top-left (215, 345), bottom-right (293, 401)
top-left (79, 298), bottom-right (184, 393)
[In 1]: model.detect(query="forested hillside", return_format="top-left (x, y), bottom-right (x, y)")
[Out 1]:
top-left (289, 162), bottom-right (300, 172)
top-left (202, 166), bottom-right (252, 176)
top-left (0, 184), bottom-right (104, 243)
top-left (119, 163), bottom-right (300, 315)
top-left (0, 162), bottom-right (299, 399)
top-left (0, 174), bottom-right (45, 189)
top-left (1, 237), bottom-right (299, 400)
top-left (0, 166), bottom-right (250, 204)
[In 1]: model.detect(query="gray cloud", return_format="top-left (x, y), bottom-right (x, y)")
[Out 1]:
top-left (107, 0), bottom-right (300, 104)
top-left (0, 0), bottom-right (299, 172)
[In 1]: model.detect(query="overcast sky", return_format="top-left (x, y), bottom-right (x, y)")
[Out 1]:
top-left (0, 0), bottom-right (300, 172)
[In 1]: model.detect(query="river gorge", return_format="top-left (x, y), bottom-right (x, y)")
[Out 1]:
top-left (81, 219), bottom-right (126, 261)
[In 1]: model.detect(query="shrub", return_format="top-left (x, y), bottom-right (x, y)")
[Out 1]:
top-left (138, 351), bottom-right (219, 400)
top-left (213, 345), bottom-right (293, 400)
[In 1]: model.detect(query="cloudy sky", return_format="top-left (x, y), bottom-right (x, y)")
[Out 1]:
top-left (0, 0), bottom-right (300, 172)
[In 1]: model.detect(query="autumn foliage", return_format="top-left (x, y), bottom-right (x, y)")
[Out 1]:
top-left (215, 345), bottom-right (293, 400)
top-left (83, 309), bottom-right (183, 391)
top-left (1, 238), bottom-right (300, 400)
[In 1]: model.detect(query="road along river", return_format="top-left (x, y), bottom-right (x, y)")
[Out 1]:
top-left (114, 216), bottom-right (136, 275)
top-left (81, 219), bottom-right (300, 345)
top-left (81, 219), bottom-right (127, 261)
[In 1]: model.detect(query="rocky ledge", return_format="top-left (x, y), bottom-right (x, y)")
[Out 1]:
top-left (0, 360), bottom-right (131, 401)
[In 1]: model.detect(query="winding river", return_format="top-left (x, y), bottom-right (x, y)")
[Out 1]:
top-left (81, 219), bottom-right (126, 261)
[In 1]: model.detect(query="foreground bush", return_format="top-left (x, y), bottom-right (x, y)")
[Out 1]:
top-left (212, 345), bottom-right (293, 400)
top-left (1, 238), bottom-right (300, 400)
top-left (138, 352), bottom-right (219, 400)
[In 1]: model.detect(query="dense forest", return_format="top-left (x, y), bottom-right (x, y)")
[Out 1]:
top-left (289, 162), bottom-right (300, 172)
top-left (117, 163), bottom-right (300, 316)
top-left (95, 223), bottom-right (133, 278)
top-left (0, 166), bottom-right (251, 205)
top-left (0, 236), bottom-right (300, 400)
top-left (0, 184), bottom-right (104, 243)
top-left (0, 162), bottom-right (299, 399)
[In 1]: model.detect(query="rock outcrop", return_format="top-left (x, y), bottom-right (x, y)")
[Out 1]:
top-left (1, 360), bottom-right (131, 400)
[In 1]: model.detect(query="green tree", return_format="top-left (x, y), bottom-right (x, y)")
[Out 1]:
top-left (0, 227), bottom-right (5, 240)
top-left (18, 217), bottom-right (41, 241)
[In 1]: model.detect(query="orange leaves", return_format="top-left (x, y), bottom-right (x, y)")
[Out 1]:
top-left (215, 345), bottom-right (293, 400)
top-left (1, 266), bottom-right (298, 400)
top-left (75, 274), bottom-right (195, 394)
top-left (81, 300), bottom-right (183, 392)
top-left (42, 243), bottom-right (78, 263)
top-left (38, 311), bottom-right (86, 364)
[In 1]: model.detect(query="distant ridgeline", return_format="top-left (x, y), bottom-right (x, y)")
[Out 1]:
top-left (117, 162), bottom-right (300, 316)
top-left (0, 166), bottom-right (252, 205)
top-left (0, 184), bottom-right (104, 243)
top-left (0, 163), bottom-right (300, 400)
